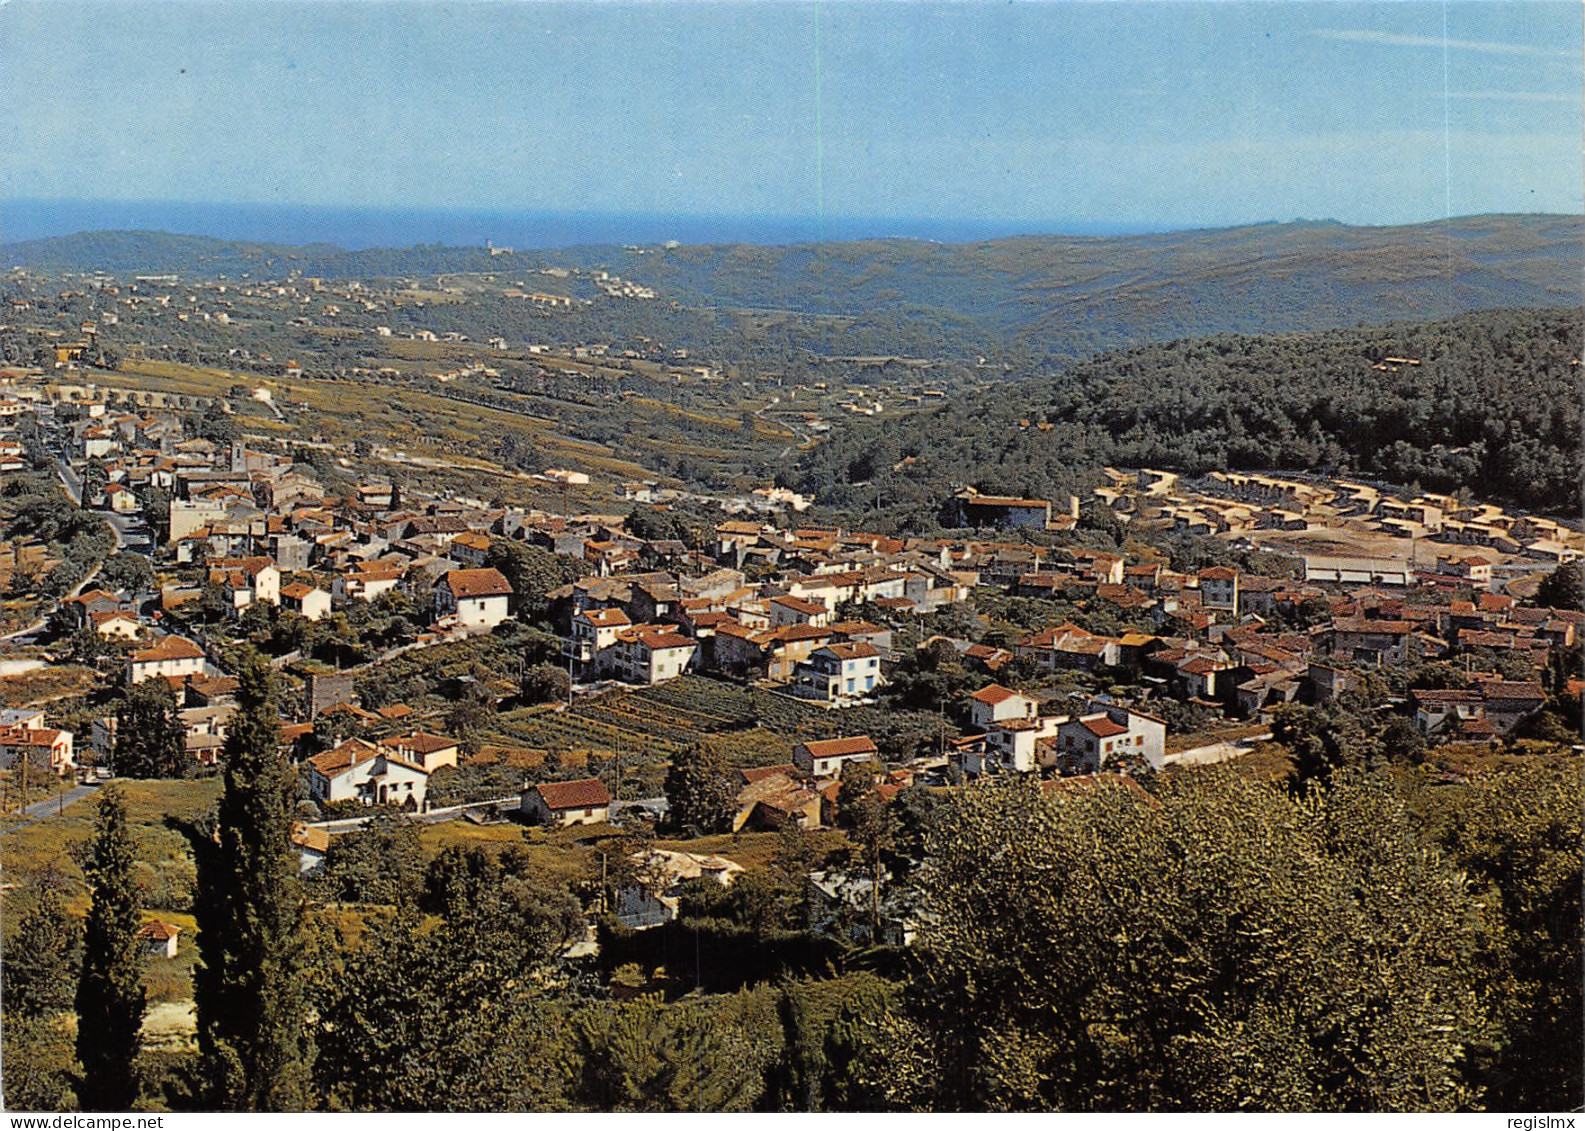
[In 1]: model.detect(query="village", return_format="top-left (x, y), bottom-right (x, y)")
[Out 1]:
top-left (0, 334), bottom-right (1581, 966)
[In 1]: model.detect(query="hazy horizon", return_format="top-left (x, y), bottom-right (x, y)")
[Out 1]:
top-left (4, 196), bottom-right (1579, 254)
top-left (3, 2), bottom-right (1579, 240)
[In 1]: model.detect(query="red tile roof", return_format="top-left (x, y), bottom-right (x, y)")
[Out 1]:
top-left (132, 635), bottom-right (204, 664)
top-left (443, 567), bottom-right (512, 599)
top-left (800, 736), bottom-right (879, 759)
top-left (535, 778), bottom-right (612, 811)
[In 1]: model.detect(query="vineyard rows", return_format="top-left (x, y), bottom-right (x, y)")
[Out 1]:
top-left (486, 676), bottom-right (893, 766)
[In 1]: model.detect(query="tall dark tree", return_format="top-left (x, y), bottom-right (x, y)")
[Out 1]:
top-left (189, 649), bottom-right (314, 1110)
top-left (74, 786), bottom-right (146, 1112)
top-left (113, 678), bottom-right (192, 779)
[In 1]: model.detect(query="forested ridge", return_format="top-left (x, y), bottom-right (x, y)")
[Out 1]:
top-left (7, 214), bottom-right (1581, 364)
top-left (795, 306), bottom-right (1584, 521)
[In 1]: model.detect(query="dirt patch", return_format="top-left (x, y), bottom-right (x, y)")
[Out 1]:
top-left (141, 1001), bottom-right (196, 1050)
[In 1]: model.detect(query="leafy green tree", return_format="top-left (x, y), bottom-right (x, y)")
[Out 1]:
top-left (309, 813), bottom-right (424, 907)
top-left (1533, 560), bottom-right (1582, 611)
top-left (113, 678), bottom-right (192, 779)
top-left (1437, 762), bottom-right (1583, 1110)
top-left (485, 540), bottom-right (590, 625)
top-left (2, 1016), bottom-right (80, 1112)
top-left (1268, 700), bottom-right (1379, 791)
top-left (1378, 715), bottom-right (1427, 764)
top-left (568, 991), bottom-right (780, 1112)
top-left (312, 907), bottom-right (572, 1111)
top-left (3, 870), bottom-right (82, 1020)
top-left (74, 786), bottom-right (146, 1111)
top-left (521, 661), bottom-right (571, 705)
top-left (421, 845), bottom-right (586, 956)
top-left (836, 762), bottom-right (894, 936)
top-left (662, 742), bottom-right (737, 835)
top-left (763, 973), bottom-right (925, 1112)
top-left (188, 650), bottom-right (314, 1110)
top-left (911, 771), bottom-right (1487, 1111)
top-left (99, 553), bottom-right (154, 595)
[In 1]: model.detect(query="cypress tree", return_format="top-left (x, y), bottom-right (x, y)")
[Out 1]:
top-left (74, 785), bottom-right (145, 1111)
top-left (190, 649), bottom-right (314, 1110)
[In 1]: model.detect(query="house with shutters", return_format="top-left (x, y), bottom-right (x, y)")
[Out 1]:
top-left (1016, 623), bottom-right (1120, 672)
top-left (280, 582), bottom-right (332, 621)
top-left (334, 559), bottom-right (406, 603)
top-left (610, 625), bottom-right (698, 685)
top-left (306, 738), bottom-right (430, 810)
top-left (376, 730), bottom-right (460, 772)
top-left (207, 556), bottom-right (280, 614)
top-left (128, 635), bottom-right (206, 684)
top-left (1197, 566), bottom-right (1239, 612)
top-left (794, 641), bottom-right (883, 703)
top-left (966, 683), bottom-right (1039, 730)
top-left (567, 607), bottom-right (633, 675)
top-left (769, 594), bottom-right (832, 629)
top-left (90, 610), bottom-right (143, 640)
top-left (435, 567), bottom-right (513, 629)
top-left (0, 720), bottom-right (76, 772)
top-left (1053, 703), bottom-right (1167, 774)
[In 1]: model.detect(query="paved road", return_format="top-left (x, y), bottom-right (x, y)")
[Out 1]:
top-left (56, 456), bottom-right (149, 551)
top-left (0, 781), bottom-right (98, 836)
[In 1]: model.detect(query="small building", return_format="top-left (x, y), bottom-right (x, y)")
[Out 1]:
top-left (90, 610), bottom-right (143, 640)
top-left (137, 919), bottom-right (182, 959)
top-left (1197, 566), bottom-right (1239, 612)
top-left (128, 635), bottom-right (206, 684)
top-left (966, 683), bottom-right (1038, 731)
top-left (307, 738), bottom-right (430, 810)
top-left (280, 582), bottom-right (332, 622)
top-left (1053, 704), bottom-right (1167, 774)
top-left (521, 778), bottom-right (612, 827)
top-left (614, 849), bottom-right (743, 930)
top-left (377, 730), bottom-right (460, 773)
top-left (793, 735), bottom-right (879, 778)
top-left (435, 567), bottom-right (513, 629)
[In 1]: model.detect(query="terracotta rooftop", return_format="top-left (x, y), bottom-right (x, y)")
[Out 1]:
top-left (800, 736), bottom-right (879, 759)
top-left (443, 568), bottom-right (512, 599)
top-left (131, 636), bottom-right (204, 664)
top-left (534, 778), bottom-right (612, 811)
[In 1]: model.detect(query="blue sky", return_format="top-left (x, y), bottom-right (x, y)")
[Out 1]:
top-left (1, 1), bottom-right (1579, 232)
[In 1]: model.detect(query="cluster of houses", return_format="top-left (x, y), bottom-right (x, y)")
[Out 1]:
top-left (4, 359), bottom-right (1581, 806)
top-left (1094, 467), bottom-right (1582, 563)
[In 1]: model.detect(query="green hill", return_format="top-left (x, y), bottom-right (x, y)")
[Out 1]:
top-left (793, 306), bottom-right (1584, 522)
top-left (5, 215), bottom-right (1580, 364)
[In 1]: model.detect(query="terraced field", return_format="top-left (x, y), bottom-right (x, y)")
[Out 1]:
top-left (488, 675), bottom-right (950, 784)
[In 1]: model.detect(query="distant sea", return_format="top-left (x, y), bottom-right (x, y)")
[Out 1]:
top-left (0, 198), bottom-right (1170, 250)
